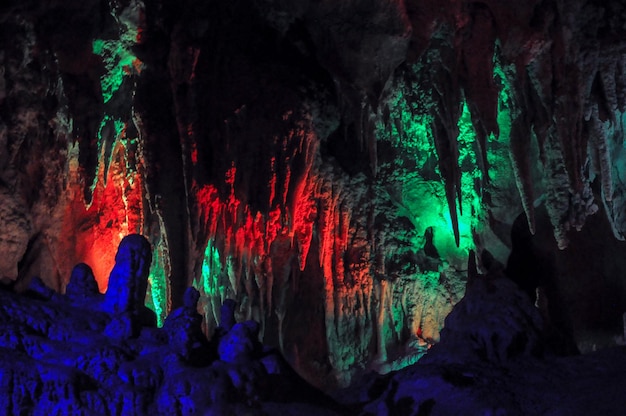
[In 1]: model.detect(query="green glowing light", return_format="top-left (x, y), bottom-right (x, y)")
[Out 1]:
top-left (370, 50), bottom-right (520, 376)
top-left (147, 246), bottom-right (168, 327)
top-left (200, 240), bottom-right (224, 299)
top-left (469, 56), bottom-right (519, 235)
top-left (378, 88), bottom-right (481, 262)
top-left (457, 101), bottom-right (478, 167)
top-left (400, 176), bottom-right (475, 262)
top-left (97, 115), bottom-right (126, 142)
top-left (92, 39), bottom-right (137, 103)
top-left (193, 239), bottom-right (227, 327)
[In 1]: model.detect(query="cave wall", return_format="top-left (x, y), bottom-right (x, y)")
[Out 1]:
top-left (2, 0), bottom-right (626, 387)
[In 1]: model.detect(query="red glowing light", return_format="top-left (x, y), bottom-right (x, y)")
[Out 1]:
top-left (193, 159), bottom-right (318, 281)
top-left (268, 157), bottom-right (277, 207)
top-left (60, 140), bottom-right (144, 292)
top-left (189, 47), bottom-right (200, 81)
top-left (132, 58), bottom-right (143, 74)
top-left (225, 163), bottom-right (236, 186)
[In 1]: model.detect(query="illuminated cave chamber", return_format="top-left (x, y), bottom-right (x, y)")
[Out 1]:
top-left (2, 0), bottom-right (626, 389)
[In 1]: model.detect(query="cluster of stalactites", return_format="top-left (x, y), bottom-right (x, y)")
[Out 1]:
top-left (500, 10), bottom-right (626, 248)
top-left (370, 1), bottom-right (626, 249)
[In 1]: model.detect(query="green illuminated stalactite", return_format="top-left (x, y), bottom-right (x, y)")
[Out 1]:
top-left (147, 245), bottom-right (169, 327)
top-left (92, 39), bottom-right (138, 104)
top-left (492, 61), bottom-right (513, 158)
top-left (455, 100), bottom-right (484, 249)
top-left (95, 116), bottom-right (128, 189)
top-left (371, 62), bottom-right (523, 372)
top-left (90, 9), bottom-right (142, 192)
top-left (147, 233), bottom-right (172, 329)
top-left (90, 36), bottom-right (140, 198)
top-left (378, 90), bottom-right (480, 262)
top-left (193, 240), bottom-right (226, 334)
top-left (486, 58), bottom-right (525, 231)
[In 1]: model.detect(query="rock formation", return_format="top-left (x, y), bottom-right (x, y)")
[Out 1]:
top-left (342, 264), bottom-right (626, 416)
top-left (0, 235), bottom-right (342, 415)
top-left (2, 0), bottom-right (626, 388)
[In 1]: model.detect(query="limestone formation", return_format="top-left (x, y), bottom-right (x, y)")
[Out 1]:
top-left (3, 0), bottom-right (626, 389)
top-left (0, 237), bottom-right (341, 415)
top-left (103, 234), bottom-right (156, 339)
top-left (162, 287), bottom-right (211, 364)
top-left (65, 263), bottom-right (101, 302)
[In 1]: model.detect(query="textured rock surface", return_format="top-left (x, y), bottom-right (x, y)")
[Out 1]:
top-left (2, 237), bottom-right (626, 414)
top-left (0, 236), bottom-right (342, 415)
top-left (2, 0), bottom-right (626, 387)
top-left (338, 268), bottom-right (626, 416)
top-left (422, 270), bottom-right (545, 365)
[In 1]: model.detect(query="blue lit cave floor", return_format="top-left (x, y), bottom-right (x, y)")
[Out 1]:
top-left (334, 347), bottom-right (626, 415)
top-left (332, 273), bottom-right (626, 415)
top-left (2, 263), bottom-right (626, 415)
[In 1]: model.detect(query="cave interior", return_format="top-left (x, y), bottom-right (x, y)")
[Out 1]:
top-left (2, 0), bottom-right (626, 414)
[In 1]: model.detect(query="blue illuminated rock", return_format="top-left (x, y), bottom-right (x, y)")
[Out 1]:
top-left (0, 236), bottom-right (342, 415)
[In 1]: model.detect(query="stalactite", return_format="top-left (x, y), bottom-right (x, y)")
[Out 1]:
top-left (581, 49), bottom-right (600, 122)
top-left (616, 54), bottom-right (626, 113)
top-left (376, 279), bottom-right (389, 363)
top-left (552, 26), bottom-right (586, 196)
top-left (599, 60), bottom-right (619, 117)
top-left (509, 118), bottom-right (536, 235)
top-left (461, 2), bottom-right (498, 181)
top-left (503, 60), bottom-right (539, 236)
top-left (590, 104), bottom-right (613, 201)
top-left (423, 33), bottom-right (465, 247)
top-left (432, 119), bottom-right (461, 246)
top-left (542, 131), bottom-right (573, 249)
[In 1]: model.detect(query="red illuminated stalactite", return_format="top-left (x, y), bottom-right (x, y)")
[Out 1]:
top-left (191, 121), bottom-right (381, 369)
top-left (291, 179), bottom-right (316, 271)
top-left (318, 183), bottom-right (338, 290)
top-left (287, 128), bottom-right (319, 270)
top-left (269, 157), bottom-right (277, 207)
top-left (190, 121), bottom-right (379, 378)
top-left (266, 207), bottom-right (283, 248)
top-left (188, 124), bottom-right (198, 165)
top-left (189, 47), bottom-right (200, 81)
top-left (283, 165), bottom-right (291, 207)
top-left (60, 141), bottom-right (145, 291)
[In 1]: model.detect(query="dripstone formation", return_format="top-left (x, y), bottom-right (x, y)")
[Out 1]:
top-left (0, 235), bottom-right (339, 415)
top-left (3, 0), bottom-right (626, 393)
